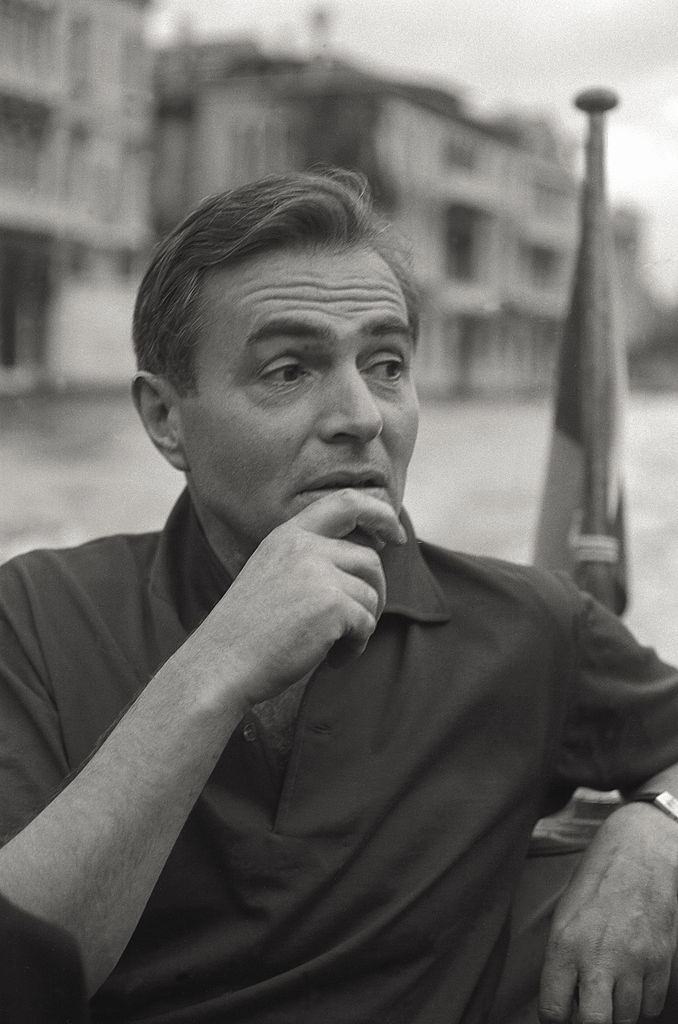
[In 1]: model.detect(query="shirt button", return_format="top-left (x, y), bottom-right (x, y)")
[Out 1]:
top-left (242, 722), bottom-right (257, 742)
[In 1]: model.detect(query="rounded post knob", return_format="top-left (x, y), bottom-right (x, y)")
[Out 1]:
top-left (575, 88), bottom-right (619, 114)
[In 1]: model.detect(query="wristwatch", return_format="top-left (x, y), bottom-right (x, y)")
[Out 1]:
top-left (626, 790), bottom-right (678, 824)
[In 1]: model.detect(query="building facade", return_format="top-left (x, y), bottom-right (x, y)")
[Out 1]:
top-left (376, 97), bottom-right (579, 395)
top-left (0, 0), bottom-right (151, 391)
top-left (153, 44), bottom-right (651, 397)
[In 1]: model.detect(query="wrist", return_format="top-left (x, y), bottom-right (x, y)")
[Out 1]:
top-left (606, 800), bottom-right (678, 871)
top-left (161, 641), bottom-right (255, 722)
top-left (625, 789), bottom-right (678, 824)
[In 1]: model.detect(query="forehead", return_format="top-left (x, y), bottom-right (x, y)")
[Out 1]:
top-left (199, 246), bottom-right (409, 346)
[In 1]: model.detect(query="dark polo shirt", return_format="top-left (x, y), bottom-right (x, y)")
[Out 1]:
top-left (0, 892), bottom-right (90, 1023)
top-left (2, 490), bottom-right (678, 1024)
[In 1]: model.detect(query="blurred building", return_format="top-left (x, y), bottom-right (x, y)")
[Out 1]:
top-left (611, 205), bottom-right (659, 351)
top-left (377, 101), bottom-right (578, 395)
top-left (0, 0), bottom-right (152, 392)
top-left (153, 42), bottom-right (653, 397)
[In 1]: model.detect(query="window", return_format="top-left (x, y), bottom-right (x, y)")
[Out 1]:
top-left (0, 241), bottom-right (50, 370)
top-left (443, 135), bottom-right (477, 172)
top-left (455, 315), bottom-right (487, 392)
top-left (68, 16), bottom-right (91, 98)
top-left (117, 248), bottom-right (135, 278)
top-left (0, 102), bottom-right (47, 191)
top-left (65, 126), bottom-right (89, 199)
top-left (520, 243), bottom-right (560, 290)
top-left (445, 205), bottom-right (480, 281)
top-left (0, 1), bottom-right (53, 79)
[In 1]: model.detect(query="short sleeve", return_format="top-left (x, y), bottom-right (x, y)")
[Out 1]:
top-left (554, 590), bottom-right (678, 793)
top-left (0, 560), bottom-right (70, 845)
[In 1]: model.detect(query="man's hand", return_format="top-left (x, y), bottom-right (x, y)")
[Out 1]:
top-left (538, 803), bottom-right (678, 1024)
top-left (182, 488), bottom-right (406, 707)
top-left (0, 488), bottom-right (405, 993)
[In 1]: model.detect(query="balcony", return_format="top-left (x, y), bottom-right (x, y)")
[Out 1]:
top-left (0, 184), bottom-right (148, 249)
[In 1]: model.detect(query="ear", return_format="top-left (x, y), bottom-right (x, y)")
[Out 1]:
top-left (132, 372), bottom-right (189, 473)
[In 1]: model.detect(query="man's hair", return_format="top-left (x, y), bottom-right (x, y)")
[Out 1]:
top-left (132, 169), bottom-right (419, 393)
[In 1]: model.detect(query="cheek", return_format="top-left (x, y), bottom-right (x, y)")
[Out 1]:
top-left (393, 392), bottom-right (420, 462)
top-left (181, 393), bottom-right (316, 494)
top-left (180, 407), bottom-right (248, 489)
top-left (201, 419), bottom-right (303, 500)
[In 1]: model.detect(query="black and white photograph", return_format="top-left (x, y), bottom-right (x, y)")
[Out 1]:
top-left (2, 2), bottom-right (678, 1022)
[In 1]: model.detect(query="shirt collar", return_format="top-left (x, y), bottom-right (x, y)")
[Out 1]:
top-left (149, 489), bottom-right (230, 633)
top-left (150, 489), bottom-right (451, 627)
top-left (381, 509), bottom-right (451, 623)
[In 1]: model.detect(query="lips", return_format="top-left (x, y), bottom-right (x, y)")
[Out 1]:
top-left (302, 470), bottom-right (389, 491)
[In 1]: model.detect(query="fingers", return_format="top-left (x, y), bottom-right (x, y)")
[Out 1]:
top-left (325, 568), bottom-right (384, 667)
top-left (219, 490), bottom-right (399, 694)
top-left (641, 966), bottom-right (671, 1018)
top-left (294, 487), bottom-right (407, 548)
top-left (337, 568), bottom-right (382, 621)
top-left (538, 958), bottom-right (577, 1023)
top-left (330, 541), bottom-right (386, 619)
top-left (326, 594), bottom-right (378, 667)
top-left (575, 972), bottom-right (614, 1023)
top-left (612, 976), bottom-right (642, 1024)
top-left (539, 967), bottom-right (666, 1024)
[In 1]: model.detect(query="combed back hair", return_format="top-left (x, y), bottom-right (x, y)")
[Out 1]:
top-left (133, 168), bottom-right (419, 393)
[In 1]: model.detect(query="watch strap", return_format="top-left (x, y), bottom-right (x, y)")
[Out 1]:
top-left (626, 790), bottom-right (678, 824)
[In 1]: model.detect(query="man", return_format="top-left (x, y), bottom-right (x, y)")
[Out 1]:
top-left (1, 169), bottom-right (678, 1024)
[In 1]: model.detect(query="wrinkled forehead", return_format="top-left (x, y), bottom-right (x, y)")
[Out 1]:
top-left (198, 244), bottom-right (411, 344)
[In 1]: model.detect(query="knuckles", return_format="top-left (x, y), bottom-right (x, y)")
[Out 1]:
top-left (547, 916), bottom-right (673, 970)
top-left (538, 1009), bottom-right (570, 1024)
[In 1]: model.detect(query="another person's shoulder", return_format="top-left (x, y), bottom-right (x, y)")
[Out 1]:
top-left (417, 537), bottom-right (583, 632)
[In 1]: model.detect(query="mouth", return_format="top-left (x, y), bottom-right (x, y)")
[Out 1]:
top-left (301, 471), bottom-right (389, 494)
top-left (299, 471), bottom-right (393, 503)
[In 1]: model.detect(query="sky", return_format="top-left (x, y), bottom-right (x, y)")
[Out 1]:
top-left (148, 0), bottom-right (678, 301)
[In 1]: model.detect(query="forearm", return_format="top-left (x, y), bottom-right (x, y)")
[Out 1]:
top-left (0, 490), bottom-right (401, 997)
top-left (0, 648), bottom-right (249, 995)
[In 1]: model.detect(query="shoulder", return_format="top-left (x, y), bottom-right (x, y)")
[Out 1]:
top-left (417, 538), bottom-right (583, 634)
top-left (0, 531), bottom-right (160, 618)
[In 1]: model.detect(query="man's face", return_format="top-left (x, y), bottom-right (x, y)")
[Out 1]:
top-left (174, 245), bottom-right (419, 569)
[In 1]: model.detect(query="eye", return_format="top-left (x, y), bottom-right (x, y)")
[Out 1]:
top-left (382, 359), bottom-right (403, 379)
top-left (262, 361), bottom-right (307, 385)
top-left (367, 355), bottom-right (405, 381)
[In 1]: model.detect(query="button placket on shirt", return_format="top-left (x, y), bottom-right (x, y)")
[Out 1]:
top-left (242, 721), bottom-right (257, 743)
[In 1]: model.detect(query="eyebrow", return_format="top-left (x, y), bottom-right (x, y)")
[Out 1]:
top-left (245, 315), bottom-right (413, 346)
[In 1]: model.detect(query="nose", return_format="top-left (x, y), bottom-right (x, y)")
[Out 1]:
top-left (319, 367), bottom-right (383, 444)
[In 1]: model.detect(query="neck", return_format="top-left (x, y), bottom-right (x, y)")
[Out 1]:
top-left (186, 486), bottom-right (255, 581)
